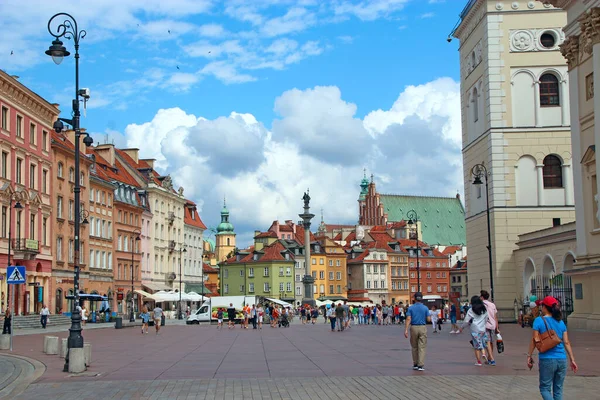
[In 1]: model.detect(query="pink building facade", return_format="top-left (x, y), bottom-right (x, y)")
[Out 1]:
top-left (0, 71), bottom-right (57, 315)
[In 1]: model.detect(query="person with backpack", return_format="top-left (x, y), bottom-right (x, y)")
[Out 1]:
top-left (527, 296), bottom-right (578, 400)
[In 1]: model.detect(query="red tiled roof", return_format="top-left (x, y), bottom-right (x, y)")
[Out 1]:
top-left (370, 225), bottom-right (388, 232)
top-left (294, 225), bottom-right (316, 245)
top-left (324, 224), bottom-right (354, 232)
top-left (333, 233), bottom-right (342, 241)
top-left (397, 239), bottom-right (429, 249)
top-left (115, 148), bottom-right (162, 186)
top-left (279, 224), bottom-right (293, 232)
top-left (344, 232), bottom-right (357, 242)
top-left (260, 241), bottom-right (290, 262)
top-left (348, 249), bottom-right (370, 264)
top-left (89, 149), bottom-right (141, 188)
top-left (184, 200), bottom-right (207, 229)
top-left (388, 221), bottom-right (407, 229)
top-left (254, 231), bottom-right (278, 239)
top-left (442, 245), bottom-right (462, 255)
top-left (203, 263), bottom-right (218, 273)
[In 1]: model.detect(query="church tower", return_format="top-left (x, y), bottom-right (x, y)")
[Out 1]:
top-left (453, 0), bottom-right (575, 319)
top-left (215, 199), bottom-right (236, 262)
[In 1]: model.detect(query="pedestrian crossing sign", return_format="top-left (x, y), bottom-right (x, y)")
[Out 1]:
top-left (7, 266), bottom-right (26, 284)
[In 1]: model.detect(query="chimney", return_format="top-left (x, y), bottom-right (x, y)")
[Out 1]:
top-left (141, 159), bottom-right (155, 169)
top-left (95, 143), bottom-right (116, 166)
top-left (254, 230), bottom-right (261, 238)
top-left (121, 148), bottom-right (139, 164)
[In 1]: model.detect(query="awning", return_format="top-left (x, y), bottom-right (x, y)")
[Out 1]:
top-left (134, 289), bottom-right (154, 300)
top-left (142, 282), bottom-right (172, 292)
top-left (266, 298), bottom-right (293, 308)
top-left (185, 283), bottom-right (211, 294)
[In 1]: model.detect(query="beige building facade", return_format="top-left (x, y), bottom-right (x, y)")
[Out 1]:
top-left (454, 0), bottom-right (575, 320)
top-left (540, 0), bottom-right (600, 330)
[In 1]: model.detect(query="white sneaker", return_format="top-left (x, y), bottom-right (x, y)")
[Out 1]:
top-left (450, 330), bottom-right (456, 334)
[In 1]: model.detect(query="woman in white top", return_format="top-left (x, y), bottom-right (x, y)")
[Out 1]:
top-left (460, 296), bottom-right (496, 366)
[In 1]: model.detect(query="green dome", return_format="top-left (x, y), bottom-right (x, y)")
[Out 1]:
top-left (217, 201), bottom-right (234, 233)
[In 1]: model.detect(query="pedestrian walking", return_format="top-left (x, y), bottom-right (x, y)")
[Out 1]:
top-left (460, 295), bottom-right (495, 366)
top-left (301, 306), bottom-right (307, 324)
top-left (430, 305), bottom-right (439, 333)
top-left (40, 304), bottom-right (50, 329)
top-left (404, 292), bottom-right (430, 371)
top-left (251, 304), bottom-right (257, 329)
top-left (217, 308), bottom-right (224, 329)
top-left (335, 303), bottom-right (345, 331)
top-left (2, 309), bottom-right (11, 334)
top-left (140, 306), bottom-right (150, 334)
top-left (481, 290), bottom-right (499, 359)
top-left (153, 305), bottom-right (163, 334)
top-left (257, 304), bottom-right (264, 329)
top-left (327, 305), bottom-right (336, 332)
top-left (527, 296), bottom-right (578, 400)
top-left (343, 301), bottom-right (350, 329)
top-left (227, 303), bottom-right (236, 329)
top-left (449, 302), bottom-right (459, 333)
top-left (311, 307), bottom-right (318, 324)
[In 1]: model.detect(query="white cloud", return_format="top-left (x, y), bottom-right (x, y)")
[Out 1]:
top-left (200, 61), bottom-right (257, 84)
top-left (121, 78), bottom-right (462, 244)
top-left (261, 7), bottom-right (316, 37)
top-left (420, 12), bottom-right (435, 19)
top-left (164, 72), bottom-right (201, 91)
top-left (333, 0), bottom-right (410, 21)
top-left (337, 35), bottom-right (354, 44)
top-left (198, 23), bottom-right (227, 38)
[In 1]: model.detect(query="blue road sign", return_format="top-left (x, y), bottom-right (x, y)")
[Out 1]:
top-left (7, 266), bottom-right (26, 284)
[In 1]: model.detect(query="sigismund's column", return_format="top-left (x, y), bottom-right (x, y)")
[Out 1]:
top-left (299, 190), bottom-right (315, 307)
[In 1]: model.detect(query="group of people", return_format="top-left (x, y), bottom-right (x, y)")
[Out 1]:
top-left (215, 303), bottom-right (293, 330)
top-left (354, 303), bottom-right (406, 325)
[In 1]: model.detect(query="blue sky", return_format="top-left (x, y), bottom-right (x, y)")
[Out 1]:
top-left (1, 0), bottom-right (466, 245)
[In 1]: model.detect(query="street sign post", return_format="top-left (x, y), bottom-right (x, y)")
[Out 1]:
top-left (7, 266), bottom-right (26, 351)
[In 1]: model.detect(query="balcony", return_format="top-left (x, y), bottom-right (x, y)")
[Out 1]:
top-left (167, 212), bottom-right (175, 225)
top-left (168, 240), bottom-right (176, 252)
top-left (12, 238), bottom-right (40, 260)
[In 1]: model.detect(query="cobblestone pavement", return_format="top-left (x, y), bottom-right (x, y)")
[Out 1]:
top-left (3, 321), bottom-right (600, 399)
top-left (13, 375), bottom-right (600, 399)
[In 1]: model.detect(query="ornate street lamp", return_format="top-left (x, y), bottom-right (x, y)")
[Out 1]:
top-left (46, 12), bottom-right (93, 372)
top-left (406, 210), bottom-right (421, 293)
top-left (471, 163), bottom-right (494, 302)
top-left (130, 229), bottom-right (141, 322)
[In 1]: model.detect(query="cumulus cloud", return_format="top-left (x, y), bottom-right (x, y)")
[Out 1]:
top-left (122, 78), bottom-right (462, 246)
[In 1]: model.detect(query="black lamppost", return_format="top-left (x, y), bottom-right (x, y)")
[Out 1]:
top-left (178, 246), bottom-right (187, 319)
top-left (472, 163), bottom-right (494, 302)
top-left (130, 229), bottom-right (141, 322)
top-left (406, 210), bottom-right (421, 293)
top-left (6, 192), bottom-right (23, 350)
top-left (46, 12), bottom-right (93, 372)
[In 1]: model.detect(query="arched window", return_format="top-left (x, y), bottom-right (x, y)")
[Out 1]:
top-left (57, 162), bottom-right (64, 178)
top-left (69, 167), bottom-right (75, 182)
top-left (543, 155), bottom-right (563, 188)
top-left (540, 74), bottom-right (560, 106)
top-left (472, 87), bottom-right (479, 122)
top-left (80, 172), bottom-right (85, 186)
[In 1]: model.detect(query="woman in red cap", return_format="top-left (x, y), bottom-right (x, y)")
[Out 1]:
top-left (527, 296), bottom-right (578, 400)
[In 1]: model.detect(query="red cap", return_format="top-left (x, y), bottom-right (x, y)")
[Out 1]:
top-left (535, 300), bottom-right (542, 306)
top-left (541, 296), bottom-right (559, 308)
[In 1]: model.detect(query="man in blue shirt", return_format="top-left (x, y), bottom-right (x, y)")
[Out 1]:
top-left (404, 292), bottom-right (430, 371)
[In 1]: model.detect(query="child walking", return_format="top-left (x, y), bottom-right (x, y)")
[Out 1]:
top-left (460, 295), bottom-right (496, 366)
top-left (140, 306), bottom-right (150, 334)
top-left (429, 305), bottom-right (439, 333)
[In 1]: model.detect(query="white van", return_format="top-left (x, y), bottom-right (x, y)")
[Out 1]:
top-left (187, 296), bottom-right (258, 324)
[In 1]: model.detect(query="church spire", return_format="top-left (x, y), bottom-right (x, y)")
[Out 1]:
top-left (359, 169), bottom-right (369, 201)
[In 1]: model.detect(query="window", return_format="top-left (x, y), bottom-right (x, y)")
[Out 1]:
top-left (16, 211), bottom-right (21, 239)
top-left (224, 284), bottom-right (229, 294)
top-left (336, 272), bottom-right (341, 280)
top-left (411, 285), bottom-right (416, 293)
top-left (442, 272), bottom-right (447, 278)
top-left (1, 106), bottom-right (7, 130)
top-left (56, 237), bottom-right (63, 261)
top-left (118, 235), bottom-right (122, 250)
top-left (16, 158), bottom-right (22, 184)
top-left (16, 115), bottom-right (23, 137)
top-left (286, 267), bottom-right (291, 276)
top-left (336, 260), bottom-right (340, 266)
top-left (540, 74), bottom-right (560, 106)
top-left (543, 155), bottom-right (563, 188)
top-left (42, 217), bottom-right (47, 245)
top-left (29, 164), bottom-right (35, 189)
top-left (89, 250), bottom-right (94, 268)
top-left (312, 271), bottom-right (317, 279)
top-left (366, 265), bottom-right (371, 273)
top-left (1, 152), bottom-right (7, 179)
top-left (436, 272), bottom-right (440, 278)
top-left (319, 271), bottom-right (325, 279)
top-left (68, 239), bottom-right (74, 263)
top-left (410, 272), bottom-right (415, 278)
top-left (286, 282), bottom-right (291, 292)
top-left (443, 285), bottom-right (447, 292)
top-left (42, 169), bottom-right (48, 193)
top-left (392, 282), bottom-right (396, 290)
top-left (240, 269), bottom-right (244, 277)
top-left (29, 123), bottom-right (36, 144)
top-left (29, 214), bottom-right (35, 239)
top-left (373, 265), bottom-right (378, 273)
top-left (312, 258), bottom-right (316, 265)
top-left (295, 274), bottom-right (301, 282)
top-left (329, 260), bottom-right (333, 266)
top-left (279, 282), bottom-right (284, 292)
top-left (249, 267), bottom-right (254, 277)
top-left (57, 162), bottom-right (63, 178)
top-left (263, 283), bottom-right (270, 292)
top-left (57, 196), bottom-right (63, 218)
top-left (263, 267), bottom-right (269, 277)
top-left (42, 131), bottom-right (48, 151)
top-left (540, 32), bottom-right (556, 48)
top-left (328, 272), bottom-right (334, 280)
top-left (279, 267), bottom-right (284, 276)
top-left (80, 172), bottom-right (85, 186)
top-left (296, 286), bottom-right (301, 295)
top-left (319, 258), bottom-right (324, 265)
top-left (69, 167), bottom-right (74, 182)
top-left (374, 281), bottom-right (378, 289)
top-left (366, 281), bottom-right (371, 289)
top-left (240, 285), bottom-right (245, 292)
top-left (249, 283), bottom-right (254, 292)
top-left (426, 272), bottom-right (431, 278)
top-left (472, 87), bottom-right (479, 122)
top-left (427, 285), bottom-right (432, 293)
top-left (381, 280), bottom-right (385, 288)
top-left (437, 285), bottom-right (441, 292)
top-left (68, 200), bottom-right (74, 221)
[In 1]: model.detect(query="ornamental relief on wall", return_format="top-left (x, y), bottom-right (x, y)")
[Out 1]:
top-left (509, 28), bottom-right (565, 52)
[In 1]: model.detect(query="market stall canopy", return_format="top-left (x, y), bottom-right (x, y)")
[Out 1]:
top-left (184, 292), bottom-right (207, 302)
top-left (134, 289), bottom-right (154, 300)
top-left (266, 298), bottom-right (293, 308)
top-left (142, 282), bottom-right (173, 292)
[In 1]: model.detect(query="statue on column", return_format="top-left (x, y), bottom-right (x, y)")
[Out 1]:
top-left (302, 190), bottom-right (310, 208)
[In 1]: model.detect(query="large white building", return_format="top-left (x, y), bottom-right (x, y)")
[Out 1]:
top-left (182, 200), bottom-right (207, 295)
top-left (453, 0), bottom-right (575, 319)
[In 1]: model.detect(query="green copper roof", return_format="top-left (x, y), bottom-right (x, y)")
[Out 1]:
top-left (379, 194), bottom-right (466, 246)
top-left (217, 199), bottom-right (234, 233)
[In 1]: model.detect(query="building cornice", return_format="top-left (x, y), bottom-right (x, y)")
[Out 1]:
top-left (453, 0), bottom-right (485, 41)
top-left (538, 0), bottom-right (575, 8)
top-left (0, 70), bottom-right (59, 126)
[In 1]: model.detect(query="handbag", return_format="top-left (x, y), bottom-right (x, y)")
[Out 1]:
top-left (533, 317), bottom-right (561, 353)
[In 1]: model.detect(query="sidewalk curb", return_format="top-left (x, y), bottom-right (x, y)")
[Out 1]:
top-left (0, 353), bottom-right (46, 399)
